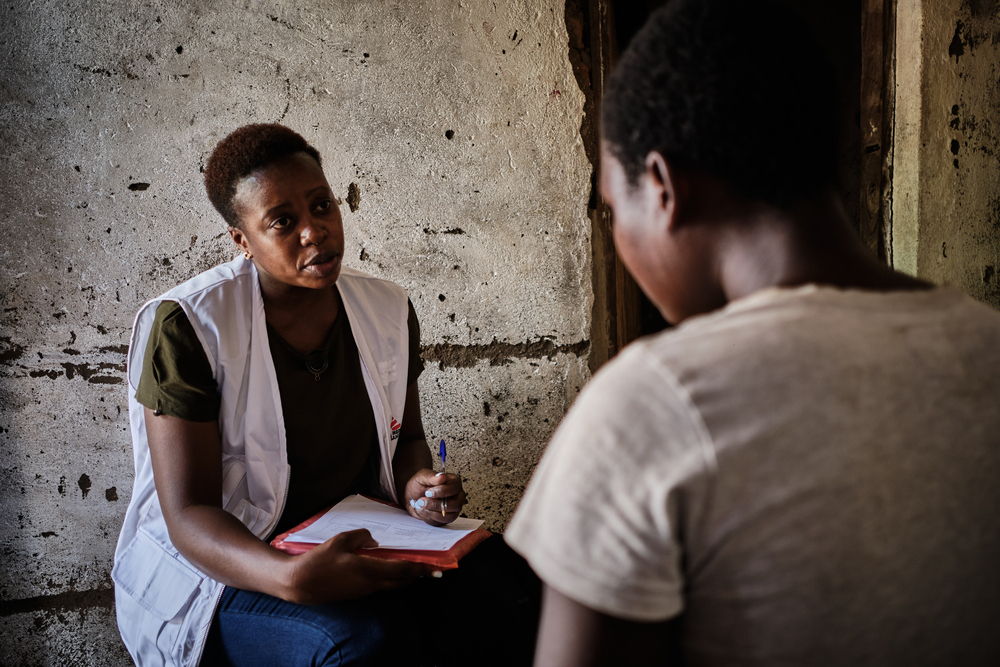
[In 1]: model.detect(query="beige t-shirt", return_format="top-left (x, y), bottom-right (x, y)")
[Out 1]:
top-left (508, 286), bottom-right (1000, 665)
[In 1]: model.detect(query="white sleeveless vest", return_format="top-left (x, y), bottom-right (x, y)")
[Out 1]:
top-left (112, 256), bottom-right (411, 666)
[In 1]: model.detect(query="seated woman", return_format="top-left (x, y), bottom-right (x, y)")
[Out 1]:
top-left (112, 124), bottom-right (536, 666)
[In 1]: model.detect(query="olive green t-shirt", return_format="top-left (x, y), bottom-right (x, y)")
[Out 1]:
top-left (136, 295), bottom-right (424, 535)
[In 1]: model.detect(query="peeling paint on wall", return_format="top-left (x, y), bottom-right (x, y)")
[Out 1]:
top-left (346, 181), bottom-right (362, 212)
top-left (893, 0), bottom-right (1000, 306)
top-left (0, 0), bottom-right (591, 662)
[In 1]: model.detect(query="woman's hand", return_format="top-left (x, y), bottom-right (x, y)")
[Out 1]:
top-left (393, 380), bottom-right (467, 526)
top-left (403, 468), bottom-right (468, 526)
top-left (280, 528), bottom-right (433, 605)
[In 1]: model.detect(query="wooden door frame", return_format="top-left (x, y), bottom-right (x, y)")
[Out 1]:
top-left (859, 0), bottom-right (897, 264)
top-left (566, 0), bottom-right (645, 372)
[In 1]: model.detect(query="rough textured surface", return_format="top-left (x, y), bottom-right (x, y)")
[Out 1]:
top-left (893, 0), bottom-right (1000, 307)
top-left (0, 0), bottom-right (590, 662)
top-left (420, 354), bottom-right (589, 530)
top-left (5, 605), bottom-right (130, 666)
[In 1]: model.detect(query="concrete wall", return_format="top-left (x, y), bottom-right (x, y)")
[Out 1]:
top-left (893, 0), bottom-right (1000, 307)
top-left (0, 1), bottom-right (590, 663)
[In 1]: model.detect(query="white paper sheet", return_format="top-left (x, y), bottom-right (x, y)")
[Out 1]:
top-left (284, 494), bottom-right (484, 551)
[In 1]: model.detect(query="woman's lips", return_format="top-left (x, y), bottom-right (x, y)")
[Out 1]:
top-left (303, 252), bottom-right (341, 277)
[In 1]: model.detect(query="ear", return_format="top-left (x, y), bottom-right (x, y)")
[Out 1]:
top-left (228, 226), bottom-right (249, 254)
top-left (644, 151), bottom-right (681, 232)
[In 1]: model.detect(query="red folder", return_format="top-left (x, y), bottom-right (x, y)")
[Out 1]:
top-left (270, 497), bottom-right (491, 570)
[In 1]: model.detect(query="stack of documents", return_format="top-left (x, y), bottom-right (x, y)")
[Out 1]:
top-left (270, 494), bottom-right (490, 568)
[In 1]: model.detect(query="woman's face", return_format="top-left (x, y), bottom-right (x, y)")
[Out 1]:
top-left (228, 151), bottom-right (344, 292)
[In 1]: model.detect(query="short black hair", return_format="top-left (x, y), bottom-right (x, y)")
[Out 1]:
top-left (602, 0), bottom-right (839, 205)
top-left (204, 124), bottom-right (322, 227)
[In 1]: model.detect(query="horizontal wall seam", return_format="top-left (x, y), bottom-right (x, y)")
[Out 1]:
top-left (0, 587), bottom-right (114, 616)
top-left (0, 339), bottom-right (592, 376)
top-left (421, 338), bottom-right (590, 369)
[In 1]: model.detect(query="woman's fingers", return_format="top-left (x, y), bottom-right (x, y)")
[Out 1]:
top-left (409, 496), bottom-right (463, 515)
top-left (412, 469), bottom-right (461, 492)
top-left (409, 491), bottom-right (468, 524)
top-left (420, 473), bottom-right (465, 499)
top-left (287, 530), bottom-right (433, 602)
top-left (404, 468), bottom-right (469, 525)
top-left (357, 553), bottom-right (432, 584)
top-left (410, 490), bottom-right (468, 512)
top-left (422, 483), bottom-right (463, 499)
top-left (327, 528), bottom-right (379, 552)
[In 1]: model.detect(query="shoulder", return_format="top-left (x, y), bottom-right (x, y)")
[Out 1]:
top-left (508, 336), bottom-right (710, 622)
top-left (570, 343), bottom-right (678, 423)
top-left (553, 341), bottom-right (716, 477)
top-left (145, 256), bottom-right (257, 335)
top-left (337, 266), bottom-right (410, 322)
top-left (557, 292), bottom-right (827, 465)
top-left (135, 257), bottom-right (255, 325)
top-left (146, 301), bottom-right (193, 338)
top-left (338, 265), bottom-right (408, 300)
top-left (152, 299), bottom-right (184, 320)
top-left (150, 300), bottom-right (201, 336)
top-left (647, 284), bottom-right (1000, 374)
top-left (129, 258), bottom-right (253, 379)
top-left (157, 256), bottom-right (256, 303)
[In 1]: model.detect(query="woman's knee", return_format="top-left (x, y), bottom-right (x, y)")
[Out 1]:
top-left (210, 590), bottom-right (392, 666)
top-left (308, 605), bottom-right (389, 666)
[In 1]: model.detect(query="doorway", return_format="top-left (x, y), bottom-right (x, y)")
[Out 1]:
top-left (570, 0), bottom-right (892, 369)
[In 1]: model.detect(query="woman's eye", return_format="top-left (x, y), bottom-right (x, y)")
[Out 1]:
top-left (271, 216), bottom-right (292, 229)
top-left (314, 199), bottom-right (332, 213)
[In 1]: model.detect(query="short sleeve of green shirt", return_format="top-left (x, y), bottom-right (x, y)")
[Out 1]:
top-left (135, 301), bottom-right (221, 422)
top-left (136, 298), bottom-right (425, 423)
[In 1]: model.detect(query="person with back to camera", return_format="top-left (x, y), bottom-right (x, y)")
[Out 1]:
top-left (112, 124), bottom-right (539, 666)
top-left (506, 1), bottom-right (1000, 665)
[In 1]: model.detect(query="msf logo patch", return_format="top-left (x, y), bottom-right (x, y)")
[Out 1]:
top-left (390, 418), bottom-right (401, 441)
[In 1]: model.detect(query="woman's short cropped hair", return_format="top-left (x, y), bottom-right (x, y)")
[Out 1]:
top-left (602, 0), bottom-right (839, 205)
top-left (204, 124), bottom-right (322, 227)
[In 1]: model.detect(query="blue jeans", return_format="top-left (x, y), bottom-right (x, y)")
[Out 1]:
top-left (201, 536), bottom-right (539, 667)
top-left (202, 586), bottom-right (392, 666)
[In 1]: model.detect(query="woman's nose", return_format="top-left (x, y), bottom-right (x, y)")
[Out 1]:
top-left (300, 217), bottom-right (328, 246)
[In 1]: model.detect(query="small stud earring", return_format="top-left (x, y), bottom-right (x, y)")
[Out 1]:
top-left (244, 251), bottom-right (253, 260)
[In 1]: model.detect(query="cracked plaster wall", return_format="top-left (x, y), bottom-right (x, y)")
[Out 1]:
top-left (893, 0), bottom-right (1000, 306)
top-left (0, 1), bottom-right (591, 663)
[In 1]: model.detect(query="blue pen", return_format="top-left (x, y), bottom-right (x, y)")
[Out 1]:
top-left (438, 439), bottom-right (447, 519)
